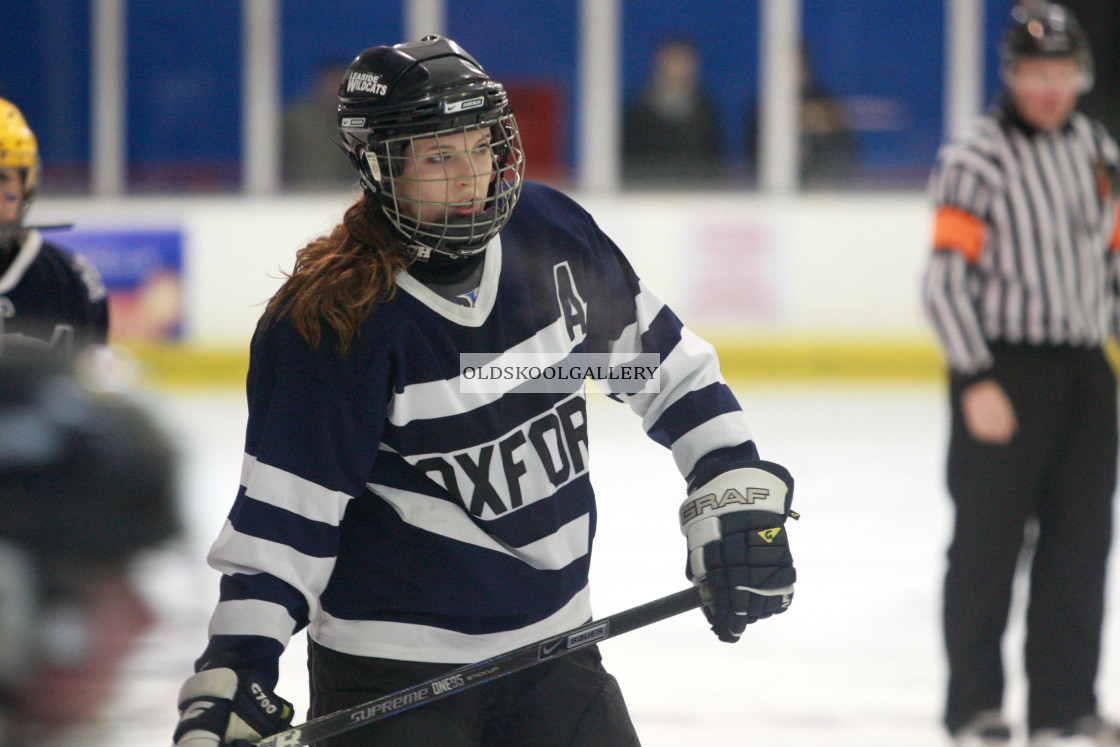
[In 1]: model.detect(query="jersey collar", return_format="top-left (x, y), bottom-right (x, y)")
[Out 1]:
top-left (396, 234), bottom-right (501, 327)
top-left (0, 229), bottom-right (42, 295)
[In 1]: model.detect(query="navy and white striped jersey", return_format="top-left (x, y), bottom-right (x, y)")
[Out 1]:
top-left (922, 99), bottom-right (1120, 375)
top-left (0, 229), bottom-right (109, 348)
top-left (198, 182), bottom-right (757, 685)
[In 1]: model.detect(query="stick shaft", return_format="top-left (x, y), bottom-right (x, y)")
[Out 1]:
top-left (254, 587), bottom-right (701, 747)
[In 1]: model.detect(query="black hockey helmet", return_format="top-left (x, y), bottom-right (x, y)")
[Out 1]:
top-left (1000, 1), bottom-right (1093, 92)
top-left (337, 35), bottom-right (525, 258)
top-left (0, 343), bottom-right (178, 723)
top-left (0, 342), bottom-right (179, 563)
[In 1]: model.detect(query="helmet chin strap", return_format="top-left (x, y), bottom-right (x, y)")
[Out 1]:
top-left (409, 240), bottom-right (487, 261)
top-left (408, 242), bottom-right (486, 284)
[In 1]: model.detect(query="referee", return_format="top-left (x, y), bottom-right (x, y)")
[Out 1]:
top-left (922, 3), bottom-right (1120, 745)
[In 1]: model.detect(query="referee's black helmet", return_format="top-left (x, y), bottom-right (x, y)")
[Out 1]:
top-left (1000, 2), bottom-right (1093, 92)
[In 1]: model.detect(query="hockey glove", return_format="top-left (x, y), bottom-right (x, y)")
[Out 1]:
top-left (679, 459), bottom-right (796, 642)
top-left (173, 666), bottom-right (294, 746)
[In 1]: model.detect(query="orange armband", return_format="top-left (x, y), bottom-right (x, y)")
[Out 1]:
top-left (1110, 202), bottom-right (1120, 253)
top-left (933, 206), bottom-right (986, 264)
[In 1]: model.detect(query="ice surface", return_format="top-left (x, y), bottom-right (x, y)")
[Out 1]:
top-left (67, 380), bottom-right (1120, 746)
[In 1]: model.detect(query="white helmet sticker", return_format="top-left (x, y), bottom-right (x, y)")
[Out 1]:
top-left (364, 151), bottom-right (382, 182)
top-left (346, 72), bottom-right (388, 96)
top-left (443, 96), bottom-right (485, 114)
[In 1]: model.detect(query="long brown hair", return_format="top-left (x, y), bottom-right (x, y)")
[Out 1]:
top-left (264, 193), bottom-right (411, 354)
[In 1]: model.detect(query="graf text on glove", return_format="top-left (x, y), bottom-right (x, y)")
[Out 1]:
top-left (680, 487), bottom-right (770, 523)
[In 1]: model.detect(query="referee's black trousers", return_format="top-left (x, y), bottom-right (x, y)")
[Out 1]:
top-left (943, 344), bottom-right (1117, 734)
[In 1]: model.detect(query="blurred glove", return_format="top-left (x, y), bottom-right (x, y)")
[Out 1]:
top-left (173, 666), bottom-right (293, 746)
top-left (679, 459), bottom-right (796, 642)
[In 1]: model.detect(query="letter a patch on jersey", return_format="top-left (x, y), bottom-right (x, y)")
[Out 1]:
top-left (553, 262), bottom-right (587, 342)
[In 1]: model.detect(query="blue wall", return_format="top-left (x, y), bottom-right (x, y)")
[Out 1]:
top-left (0, 0), bottom-right (92, 188)
top-left (280, 0), bottom-right (404, 100)
top-left (126, 1), bottom-right (242, 190)
top-left (0, 1), bottom-right (1016, 193)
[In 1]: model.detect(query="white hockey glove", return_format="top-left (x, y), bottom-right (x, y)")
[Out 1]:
top-left (173, 665), bottom-right (294, 746)
top-left (680, 459), bottom-right (796, 642)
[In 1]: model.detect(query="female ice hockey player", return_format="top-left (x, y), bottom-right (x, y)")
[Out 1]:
top-left (174, 35), bottom-right (796, 747)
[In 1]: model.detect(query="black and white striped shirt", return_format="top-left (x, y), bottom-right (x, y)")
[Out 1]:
top-left (922, 98), bottom-right (1120, 375)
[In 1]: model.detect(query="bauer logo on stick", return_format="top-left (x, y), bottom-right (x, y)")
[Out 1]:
top-left (538, 621), bottom-right (609, 659)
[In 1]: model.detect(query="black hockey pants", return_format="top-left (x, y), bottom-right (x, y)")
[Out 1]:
top-left (942, 344), bottom-right (1117, 734)
top-left (307, 638), bottom-right (641, 746)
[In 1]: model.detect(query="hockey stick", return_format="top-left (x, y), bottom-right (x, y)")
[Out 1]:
top-left (253, 586), bottom-right (702, 747)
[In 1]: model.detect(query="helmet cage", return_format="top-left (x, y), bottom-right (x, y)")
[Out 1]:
top-left (337, 36), bottom-right (527, 257)
top-left (359, 111), bottom-right (524, 257)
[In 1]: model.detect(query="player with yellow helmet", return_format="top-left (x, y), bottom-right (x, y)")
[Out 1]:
top-left (0, 98), bottom-right (39, 245)
top-left (0, 98), bottom-right (107, 352)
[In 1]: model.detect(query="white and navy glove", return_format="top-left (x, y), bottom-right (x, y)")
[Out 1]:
top-left (680, 459), bottom-right (796, 642)
top-left (173, 664), bottom-right (294, 746)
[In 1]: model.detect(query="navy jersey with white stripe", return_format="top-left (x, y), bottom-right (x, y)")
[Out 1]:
top-left (922, 99), bottom-right (1120, 375)
top-left (0, 230), bottom-right (109, 348)
top-left (198, 182), bottom-right (756, 685)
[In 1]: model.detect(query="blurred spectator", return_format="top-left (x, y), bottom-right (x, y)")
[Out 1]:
top-left (745, 47), bottom-right (858, 189)
top-left (621, 36), bottom-right (722, 186)
top-left (282, 58), bottom-right (355, 190)
top-left (0, 343), bottom-right (178, 745)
